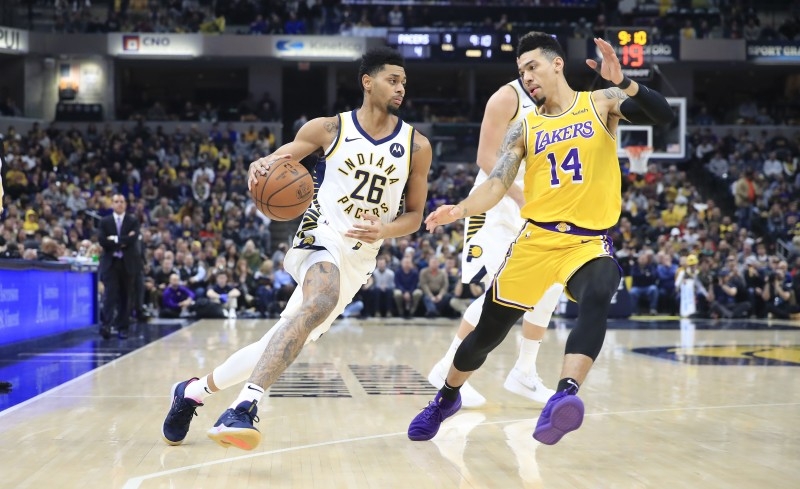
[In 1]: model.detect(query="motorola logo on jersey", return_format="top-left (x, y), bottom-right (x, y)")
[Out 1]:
top-left (389, 143), bottom-right (405, 158)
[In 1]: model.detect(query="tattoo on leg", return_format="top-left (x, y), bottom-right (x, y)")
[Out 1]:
top-left (247, 262), bottom-right (340, 388)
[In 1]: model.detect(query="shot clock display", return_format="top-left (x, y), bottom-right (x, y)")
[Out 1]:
top-left (604, 27), bottom-right (654, 80)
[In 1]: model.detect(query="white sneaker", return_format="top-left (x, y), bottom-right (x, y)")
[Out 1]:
top-left (503, 368), bottom-right (555, 404)
top-left (426, 360), bottom-right (486, 408)
top-left (229, 309), bottom-right (237, 319)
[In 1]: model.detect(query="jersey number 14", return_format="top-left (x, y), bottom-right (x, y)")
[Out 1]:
top-left (546, 147), bottom-right (584, 187)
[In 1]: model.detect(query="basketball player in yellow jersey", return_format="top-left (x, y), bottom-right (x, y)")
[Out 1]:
top-left (161, 47), bottom-right (432, 451)
top-left (409, 33), bottom-right (673, 444)
top-left (427, 71), bottom-right (558, 408)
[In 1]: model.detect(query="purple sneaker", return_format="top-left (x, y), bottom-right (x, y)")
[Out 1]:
top-left (533, 390), bottom-right (584, 445)
top-left (408, 392), bottom-right (462, 441)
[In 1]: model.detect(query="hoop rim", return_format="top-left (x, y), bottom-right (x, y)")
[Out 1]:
top-left (623, 145), bottom-right (654, 157)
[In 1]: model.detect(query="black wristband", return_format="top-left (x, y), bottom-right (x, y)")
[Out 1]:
top-left (616, 76), bottom-right (632, 90)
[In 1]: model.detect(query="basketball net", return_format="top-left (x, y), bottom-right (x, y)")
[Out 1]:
top-left (624, 145), bottom-right (653, 175)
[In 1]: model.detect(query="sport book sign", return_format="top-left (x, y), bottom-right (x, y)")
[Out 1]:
top-left (746, 41), bottom-right (800, 63)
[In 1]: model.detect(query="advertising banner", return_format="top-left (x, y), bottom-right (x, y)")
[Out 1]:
top-left (0, 269), bottom-right (96, 345)
top-left (271, 35), bottom-right (366, 61)
top-left (107, 33), bottom-right (202, 57)
top-left (0, 26), bottom-right (29, 54)
top-left (746, 41), bottom-right (800, 63)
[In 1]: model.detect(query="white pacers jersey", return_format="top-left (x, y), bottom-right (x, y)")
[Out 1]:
top-left (296, 109), bottom-right (414, 253)
top-left (462, 78), bottom-right (537, 284)
top-left (281, 110), bottom-right (415, 344)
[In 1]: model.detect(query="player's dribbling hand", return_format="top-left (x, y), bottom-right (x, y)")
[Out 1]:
top-left (585, 38), bottom-right (624, 86)
top-left (247, 154), bottom-right (293, 191)
top-left (345, 213), bottom-right (384, 244)
top-left (424, 205), bottom-right (463, 232)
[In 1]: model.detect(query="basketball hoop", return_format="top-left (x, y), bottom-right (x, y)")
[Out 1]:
top-left (624, 146), bottom-right (653, 175)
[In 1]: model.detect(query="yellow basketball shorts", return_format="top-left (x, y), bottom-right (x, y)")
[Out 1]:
top-left (492, 220), bottom-right (617, 310)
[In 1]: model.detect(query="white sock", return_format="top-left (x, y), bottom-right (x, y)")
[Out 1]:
top-left (513, 338), bottom-right (542, 374)
top-left (441, 336), bottom-right (463, 367)
top-left (230, 382), bottom-right (264, 409)
top-left (184, 376), bottom-right (213, 403)
top-left (208, 319), bottom-right (285, 391)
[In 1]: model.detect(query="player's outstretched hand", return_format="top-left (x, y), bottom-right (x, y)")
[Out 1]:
top-left (424, 204), bottom-right (463, 232)
top-left (247, 154), bottom-right (293, 191)
top-left (585, 37), bottom-right (624, 86)
top-left (345, 213), bottom-right (385, 244)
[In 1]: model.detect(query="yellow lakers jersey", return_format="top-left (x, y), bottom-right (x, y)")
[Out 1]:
top-left (520, 91), bottom-right (621, 230)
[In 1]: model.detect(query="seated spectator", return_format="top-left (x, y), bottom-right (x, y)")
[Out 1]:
top-left (272, 259), bottom-right (296, 310)
top-left (419, 255), bottom-right (454, 318)
top-left (249, 15), bottom-right (268, 34)
top-left (179, 253), bottom-right (207, 297)
top-left (367, 256), bottom-right (395, 318)
top-left (161, 273), bottom-right (195, 318)
top-left (629, 252), bottom-right (660, 315)
top-left (253, 260), bottom-right (276, 318)
top-left (450, 278), bottom-right (484, 316)
top-left (761, 269), bottom-right (799, 319)
top-left (710, 268), bottom-right (751, 319)
top-left (655, 252), bottom-right (678, 314)
top-left (393, 255), bottom-right (422, 319)
top-left (38, 237), bottom-right (60, 261)
top-left (233, 258), bottom-right (257, 313)
top-left (206, 272), bottom-right (242, 319)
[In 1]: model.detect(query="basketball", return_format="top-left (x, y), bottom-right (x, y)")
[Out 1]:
top-left (250, 159), bottom-right (314, 221)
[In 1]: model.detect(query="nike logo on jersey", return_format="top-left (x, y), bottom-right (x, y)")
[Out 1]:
top-left (530, 122), bottom-right (544, 130)
top-left (344, 136), bottom-right (362, 142)
top-left (581, 239), bottom-right (592, 244)
top-left (522, 104), bottom-right (533, 108)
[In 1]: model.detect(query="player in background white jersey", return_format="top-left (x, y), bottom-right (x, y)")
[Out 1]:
top-left (427, 77), bottom-right (558, 408)
top-left (161, 47), bottom-right (432, 451)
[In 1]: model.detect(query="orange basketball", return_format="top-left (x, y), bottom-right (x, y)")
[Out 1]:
top-left (250, 159), bottom-right (314, 221)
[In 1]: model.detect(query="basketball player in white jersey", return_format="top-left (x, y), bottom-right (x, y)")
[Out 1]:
top-left (161, 47), bottom-right (432, 451)
top-left (427, 75), bottom-right (560, 407)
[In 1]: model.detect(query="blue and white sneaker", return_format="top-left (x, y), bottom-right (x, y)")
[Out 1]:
top-left (162, 378), bottom-right (203, 446)
top-left (207, 400), bottom-right (261, 450)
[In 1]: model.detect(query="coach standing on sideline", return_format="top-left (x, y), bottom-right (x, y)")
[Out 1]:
top-left (98, 194), bottom-right (140, 339)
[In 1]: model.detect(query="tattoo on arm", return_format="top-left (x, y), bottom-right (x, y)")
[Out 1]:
top-left (603, 87), bottom-right (629, 114)
top-left (323, 118), bottom-right (339, 134)
top-left (412, 142), bottom-right (421, 153)
top-left (488, 121), bottom-right (524, 189)
top-left (602, 87), bottom-right (629, 101)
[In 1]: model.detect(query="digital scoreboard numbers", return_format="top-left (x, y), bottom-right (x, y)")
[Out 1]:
top-left (386, 31), bottom-right (514, 62)
top-left (605, 27), bottom-right (653, 80)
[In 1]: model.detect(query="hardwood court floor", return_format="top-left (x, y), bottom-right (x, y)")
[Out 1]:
top-left (1, 316), bottom-right (798, 489)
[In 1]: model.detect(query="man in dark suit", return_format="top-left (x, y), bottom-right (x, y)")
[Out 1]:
top-left (98, 194), bottom-right (140, 339)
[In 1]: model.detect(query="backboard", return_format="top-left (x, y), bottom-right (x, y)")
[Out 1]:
top-left (616, 97), bottom-right (686, 160)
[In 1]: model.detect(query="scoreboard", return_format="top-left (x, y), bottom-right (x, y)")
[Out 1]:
top-left (604, 27), bottom-right (654, 80)
top-left (386, 31), bottom-right (516, 62)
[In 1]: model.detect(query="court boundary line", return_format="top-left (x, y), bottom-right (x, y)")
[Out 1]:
top-left (122, 400), bottom-right (800, 489)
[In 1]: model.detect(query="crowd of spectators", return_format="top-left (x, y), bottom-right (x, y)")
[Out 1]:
top-left (118, 91), bottom-right (282, 125)
top-left (13, 0), bottom-right (794, 43)
top-left (2, 82), bottom-right (800, 322)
